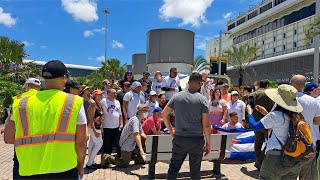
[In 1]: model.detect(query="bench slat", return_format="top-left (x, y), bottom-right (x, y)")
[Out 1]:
top-left (146, 134), bottom-right (233, 154)
top-left (145, 151), bottom-right (231, 162)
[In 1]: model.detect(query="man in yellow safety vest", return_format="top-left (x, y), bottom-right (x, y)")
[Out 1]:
top-left (3, 77), bottom-right (41, 179)
top-left (4, 60), bottom-right (88, 179)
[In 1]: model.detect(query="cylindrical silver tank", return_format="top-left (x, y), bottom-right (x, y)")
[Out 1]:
top-left (146, 28), bottom-right (194, 65)
top-left (132, 53), bottom-right (147, 75)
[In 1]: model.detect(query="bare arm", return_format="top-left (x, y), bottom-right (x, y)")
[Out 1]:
top-left (202, 113), bottom-right (211, 156)
top-left (4, 114), bottom-right (15, 144)
top-left (75, 124), bottom-right (88, 178)
top-left (134, 132), bottom-right (144, 154)
top-left (222, 106), bottom-right (228, 121)
top-left (119, 115), bottom-right (123, 129)
top-left (150, 128), bottom-right (162, 135)
top-left (162, 105), bottom-right (174, 136)
top-left (123, 101), bottom-right (129, 124)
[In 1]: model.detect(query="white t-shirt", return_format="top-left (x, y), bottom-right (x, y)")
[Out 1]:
top-left (297, 92), bottom-right (320, 144)
top-left (101, 98), bottom-right (122, 128)
top-left (260, 111), bottom-right (290, 153)
top-left (228, 100), bottom-right (246, 123)
top-left (221, 122), bottom-right (243, 129)
top-left (200, 83), bottom-right (212, 101)
top-left (146, 100), bottom-right (159, 117)
top-left (152, 81), bottom-right (163, 95)
top-left (162, 76), bottom-right (180, 100)
top-left (11, 105), bottom-right (87, 125)
top-left (123, 91), bottom-right (144, 118)
top-left (209, 99), bottom-right (227, 113)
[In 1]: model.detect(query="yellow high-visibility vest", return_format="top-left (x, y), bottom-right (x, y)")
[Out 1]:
top-left (12, 89), bottom-right (38, 106)
top-left (12, 89), bottom-right (83, 176)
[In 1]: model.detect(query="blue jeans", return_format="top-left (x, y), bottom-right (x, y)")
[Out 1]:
top-left (167, 135), bottom-right (205, 180)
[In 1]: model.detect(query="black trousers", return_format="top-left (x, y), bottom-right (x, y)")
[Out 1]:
top-left (13, 151), bottom-right (20, 179)
top-left (103, 128), bottom-right (120, 156)
top-left (19, 167), bottom-right (78, 179)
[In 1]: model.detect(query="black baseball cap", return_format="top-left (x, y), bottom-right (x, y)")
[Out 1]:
top-left (143, 71), bottom-right (150, 75)
top-left (42, 60), bottom-right (68, 79)
top-left (65, 80), bottom-right (84, 89)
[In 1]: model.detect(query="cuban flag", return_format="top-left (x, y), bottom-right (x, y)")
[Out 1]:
top-left (215, 127), bottom-right (265, 161)
top-left (9, 63), bottom-right (17, 70)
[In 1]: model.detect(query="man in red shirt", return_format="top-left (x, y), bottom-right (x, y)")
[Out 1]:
top-left (142, 107), bottom-right (163, 135)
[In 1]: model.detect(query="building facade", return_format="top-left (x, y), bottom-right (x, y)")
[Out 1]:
top-left (206, 0), bottom-right (318, 85)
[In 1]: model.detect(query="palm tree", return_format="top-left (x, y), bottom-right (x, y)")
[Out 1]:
top-left (304, 16), bottom-right (320, 47)
top-left (192, 56), bottom-right (210, 73)
top-left (99, 58), bottom-right (126, 80)
top-left (224, 43), bottom-right (259, 86)
top-left (0, 36), bottom-right (28, 67)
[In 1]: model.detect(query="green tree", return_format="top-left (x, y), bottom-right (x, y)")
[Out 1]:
top-left (304, 16), bottom-right (320, 47)
top-left (0, 36), bottom-right (27, 66)
top-left (192, 56), bottom-right (210, 73)
top-left (224, 43), bottom-right (259, 86)
top-left (99, 59), bottom-right (126, 80)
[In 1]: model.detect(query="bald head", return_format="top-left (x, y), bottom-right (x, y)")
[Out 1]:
top-left (290, 75), bottom-right (306, 92)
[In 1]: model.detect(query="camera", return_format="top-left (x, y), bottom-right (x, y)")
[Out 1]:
top-left (247, 96), bottom-right (255, 109)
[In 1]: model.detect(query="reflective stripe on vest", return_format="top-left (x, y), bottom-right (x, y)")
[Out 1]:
top-left (18, 97), bottom-right (30, 137)
top-left (15, 133), bottom-right (75, 147)
top-left (16, 94), bottom-right (76, 147)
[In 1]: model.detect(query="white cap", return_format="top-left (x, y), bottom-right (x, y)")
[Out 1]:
top-left (150, 91), bottom-right (157, 96)
top-left (24, 78), bottom-right (41, 87)
top-left (231, 91), bottom-right (239, 95)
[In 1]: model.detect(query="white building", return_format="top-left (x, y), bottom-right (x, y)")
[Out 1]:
top-left (206, 0), bottom-right (318, 85)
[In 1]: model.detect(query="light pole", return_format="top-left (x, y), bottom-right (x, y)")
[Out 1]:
top-left (218, 30), bottom-right (231, 76)
top-left (103, 9), bottom-right (110, 63)
top-left (314, 0), bottom-right (320, 83)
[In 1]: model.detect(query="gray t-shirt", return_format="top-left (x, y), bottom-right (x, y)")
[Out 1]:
top-left (119, 116), bottom-right (143, 152)
top-left (168, 90), bottom-right (209, 137)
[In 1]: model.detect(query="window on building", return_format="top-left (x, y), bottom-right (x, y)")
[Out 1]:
top-left (274, 36), bottom-right (276, 41)
top-left (283, 33), bottom-right (286, 38)
top-left (294, 29), bottom-right (297, 35)
top-left (274, 0), bottom-right (286, 6)
top-left (293, 42), bottom-right (297, 48)
top-left (254, 43), bottom-right (257, 47)
top-left (214, 48), bottom-right (217, 53)
top-left (262, 40), bottom-right (265, 45)
top-left (228, 23), bottom-right (236, 30)
top-left (237, 17), bottom-right (246, 26)
top-left (248, 10), bottom-right (258, 20)
top-left (273, 48), bottom-right (276, 53)
top-left (283, 45), bottom-right (286, 50)
top-left (260, 2), bottom-right (272, 14)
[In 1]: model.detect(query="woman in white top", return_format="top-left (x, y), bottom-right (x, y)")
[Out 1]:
top-left (209, 88), bottom-right (228, 127)
top-left (146, 91), bottom-right (159, 117)
top-left (246, 84), bottom-right (303, 180)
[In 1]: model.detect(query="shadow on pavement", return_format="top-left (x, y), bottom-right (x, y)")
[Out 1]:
top-left (240, 167), bottom-right (259, 179)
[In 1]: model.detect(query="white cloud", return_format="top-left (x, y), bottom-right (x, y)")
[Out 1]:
top-left (96, 55), bottom-right (105, 62)
top-left (40, 45), bottom-right (47, 49)
top-left (112, 40), bottom-right (124, 49)
top-left (159, 0), bottom-right (214, 27)
top-left (0, 7), bottom-right (17, 27)
top-left (83, 27), bottom-right (105, 38)
top-left (195, 35), bottom-right (215, 51)
top-left (223, 12), bottom-right (232, 19)
top-left (61, 0), bottom-right (98, 22)
top-left (83, 30), bottom-right (94, 37)
top-left (21, 41), bottom-right (34, 47)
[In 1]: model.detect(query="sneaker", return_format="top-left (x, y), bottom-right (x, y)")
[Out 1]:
top-left (86, 164), bottom-right (96, 169)
top-left (254, 161), bottom-right (261, 171)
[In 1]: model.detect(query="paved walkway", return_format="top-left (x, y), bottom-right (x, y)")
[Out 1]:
top-left (0, 125), bottom-right (259, 180)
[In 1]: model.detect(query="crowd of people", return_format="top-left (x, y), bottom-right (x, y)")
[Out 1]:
top-left (3, 59), bottom-right (320, 180)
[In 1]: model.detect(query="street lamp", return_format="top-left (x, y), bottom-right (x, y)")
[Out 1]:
top-left (314, 0), bottom-right (320, 83)
top-left (103, 9), bottom-right (110, 63)
top-left (218, 30), bottom-right (232, 76)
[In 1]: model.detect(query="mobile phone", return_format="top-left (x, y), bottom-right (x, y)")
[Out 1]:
top-left (248, 96), bottom-right (255, 109)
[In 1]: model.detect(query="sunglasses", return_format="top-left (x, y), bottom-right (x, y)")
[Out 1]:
top-left (125, 85), bottom-right (131, 87)
top-left (104, 82), bottom-right (111, 85)
top-left (232, 94), bottom-right (238, 96)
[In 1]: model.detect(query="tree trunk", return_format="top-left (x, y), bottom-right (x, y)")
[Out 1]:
top-left (238, 68), bottom-right (244, 87)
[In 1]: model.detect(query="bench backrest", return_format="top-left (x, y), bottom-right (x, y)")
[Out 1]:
top-left (146, 134), bottom-right (232, 154)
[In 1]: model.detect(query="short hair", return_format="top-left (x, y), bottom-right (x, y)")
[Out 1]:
top-left (243, 86), bottom-right (252, 92)
top-left (158, 93), bottom-right (165, 99)
top-left (229, 112), bottom-right (238, 117)
top-left (170, 67), bottom-right (177, 72)
top-left (259, 80), bottom-right (269, 88)
top-left (189, 72), bottom-right (202, 83)
top-left (141, 82), bottom-right (148, 86)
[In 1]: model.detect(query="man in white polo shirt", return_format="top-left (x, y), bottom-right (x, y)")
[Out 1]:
top-left (290, 75), bottom-right (320, 180)
top-left (228, 91), bottom-right (246, 124)
top-left (123, 82), bottom-right (145, 124)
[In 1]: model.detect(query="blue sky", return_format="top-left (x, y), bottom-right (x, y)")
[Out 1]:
top-left (0, 0), bottom-right (261, 67)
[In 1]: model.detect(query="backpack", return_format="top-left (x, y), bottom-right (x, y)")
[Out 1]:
top-left (274, 113), bottom-right (315, 160)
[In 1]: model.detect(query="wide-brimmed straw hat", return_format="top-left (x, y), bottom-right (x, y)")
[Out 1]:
top-left (265, 84), bottom-right (303, 113)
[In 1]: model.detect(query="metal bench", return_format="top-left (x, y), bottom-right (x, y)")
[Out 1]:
top-left (145, 134), bottom-right (233, 179)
